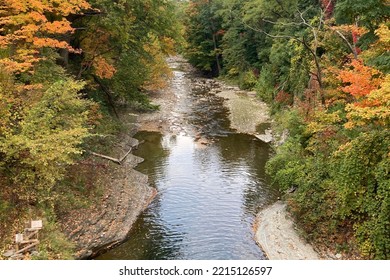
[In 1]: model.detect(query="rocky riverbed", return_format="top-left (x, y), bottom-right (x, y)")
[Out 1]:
top-left (60, 56), bottom-right (322, 260)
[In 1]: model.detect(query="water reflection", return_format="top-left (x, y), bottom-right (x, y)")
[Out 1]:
top-left (97, 132), bottom-right (279, 260)
top-left (97, 58), bottom-right (279, 260)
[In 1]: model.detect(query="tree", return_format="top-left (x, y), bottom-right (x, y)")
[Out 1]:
top-left (344, 74), bottom-right (390, 129)
top-left (338, 59), bottom-right (383, 99)
top-left (259, 0), bottom-right (390, 259)
top-left (335, 0), bottom-right (390, 28)
top-left (0, 75), bottom-right (94, 204)
top-left (72, 0), bottom-right (180, 109)
top-left (362, 24), bottom-right (390, 73)
top-left (242, 0), bottom-right (328, 104)
top-left (184, 0), bottom-right (223, 75)
top-left (0, 0), bottom-right (90, 73)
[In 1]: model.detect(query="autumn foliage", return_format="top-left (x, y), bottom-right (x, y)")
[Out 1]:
top-left (0, 0), bottom-right (180, 258)
top-left (0, 0), bottom-right (388, 259)
top-left (180, 0), bottom-right (390, 259)
top-left (338, 59), bottom-right (383, 98)
top-left (0, 0), bottom-right (91, 72)
top-left (266, 22), bottom-right (390, 258)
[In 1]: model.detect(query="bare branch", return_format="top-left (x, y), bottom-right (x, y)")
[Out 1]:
top-left (319, 0), bottom-right (333, 29)
top-left (297, 9), bottom-right (318, 49)
top-left (297, 9), bottom-right (309, 26)
top-left (241, 10), bottom-right (325, 102)
top-left (89, 152), bottom-right (121, 164)
top-left (242, 20), bottom-right (300, 42)
top-left (89, 146), bottom-right (133, 165)
top-left (333, 29), bottom-right (358, 59)
top-left (262, 18), bottom-right (304, 27)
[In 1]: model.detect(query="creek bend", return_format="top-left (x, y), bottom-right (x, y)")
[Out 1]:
top-left (97, 58), bottom-right (279, 260)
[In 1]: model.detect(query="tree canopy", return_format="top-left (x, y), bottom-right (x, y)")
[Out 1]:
top-left (183, 0), bottom-right (390, 259)
top-left (0, 0), bottom-right (182, 258)
top-left (0, 0), bottom-right (389, 260)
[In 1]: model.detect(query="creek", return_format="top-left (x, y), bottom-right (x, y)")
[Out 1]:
top-left (97, 58), bottom-right (279, 260)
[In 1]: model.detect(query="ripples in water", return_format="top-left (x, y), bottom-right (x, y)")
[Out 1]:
top-left (97, 132), bottom-right (279, 260)
top-left (97, 58), bottom-right (279, 260)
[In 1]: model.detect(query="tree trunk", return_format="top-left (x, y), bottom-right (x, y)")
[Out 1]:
top-left (212, 33), bottom-right (221, 75)
top-left (92, 75), bottom-right (120, 119)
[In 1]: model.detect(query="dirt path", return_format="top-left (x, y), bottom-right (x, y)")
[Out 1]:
top-left (254, 201), bottom-right (320, 260)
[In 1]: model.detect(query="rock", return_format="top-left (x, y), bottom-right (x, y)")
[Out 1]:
top-left (276, 129), bottom-right (289, 146)
top-left (195, 137), bottom-right (210, 145)
top-left (286, 186), bottom-right (297, 194)
top-left (31, 251), bottom-right (39, 257)
top-left (335, 253), bottom-right (342, 259)
top-left (216, 89), bottom-right (270, 135)
top-left (9, 253), bottom-right (24, 260)
top-left (59, 135), bottom-right (156, 259)
top-left (255, 130), bottom-right (274, 143)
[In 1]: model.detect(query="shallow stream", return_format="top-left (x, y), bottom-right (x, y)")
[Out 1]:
top-left (97, 58), bottom-right (279, 260)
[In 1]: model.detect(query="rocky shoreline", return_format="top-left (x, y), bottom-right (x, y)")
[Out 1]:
top-left (59, 133), bottom-right (156, 259)
top-left (207, 79), bottom-right (323, 260)
top-left (59, 56), bottom-right (322, 260)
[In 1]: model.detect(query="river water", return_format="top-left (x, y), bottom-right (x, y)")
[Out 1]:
top-left (97, 58), bottom-right (279, 260)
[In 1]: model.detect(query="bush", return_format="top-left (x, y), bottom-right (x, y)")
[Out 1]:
top-left (267, 112), bottom-right (390, 258)
top-left (256, 64), bottom-right (275, 103)
top-left (238, 70), bottom-right (257, 90)
top-left (0, 78), bottom-right (94, 205)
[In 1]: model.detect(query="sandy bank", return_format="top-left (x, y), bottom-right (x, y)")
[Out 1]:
top-left (254, 201), bottom-right (320, 260)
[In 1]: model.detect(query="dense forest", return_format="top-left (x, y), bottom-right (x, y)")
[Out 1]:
top-left (183, 0), bottom-right (389, 259)
top-left (0, 0), bottom-right (389, 259)
top-left (0, 0), bottom-right (182, 258)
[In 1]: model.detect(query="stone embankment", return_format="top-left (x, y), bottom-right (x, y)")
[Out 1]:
top-left (60, 134), bottom-right (156, 259)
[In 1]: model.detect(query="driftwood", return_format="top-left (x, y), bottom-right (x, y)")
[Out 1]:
top-left (89, 146), bottom-right (133, 165)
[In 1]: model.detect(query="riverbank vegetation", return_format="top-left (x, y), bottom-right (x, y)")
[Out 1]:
top-left (0, 0), bottom-right (182, 259)
top-left (1, 0), bottom-right (388, 260)
top-left (182, 0), bottom-right (389, 259)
